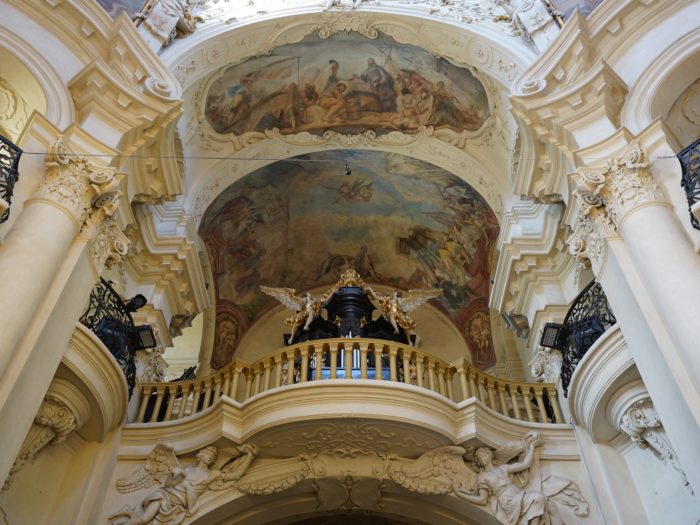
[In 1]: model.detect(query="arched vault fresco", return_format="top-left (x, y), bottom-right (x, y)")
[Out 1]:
top-left (199, 150), bottom-right (499, 370)
top-left (204, 31), bottom-right (490, 137)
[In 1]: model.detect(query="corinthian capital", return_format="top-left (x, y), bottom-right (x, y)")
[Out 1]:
top-left (33, 138), bottom-right (122, 227)
top-left (572, 141), bottom-right (666, 232)
top-left (620, 398), bottom-right (693, 494)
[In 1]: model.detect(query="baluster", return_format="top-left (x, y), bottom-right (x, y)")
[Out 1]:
top-left (436, 364), bottom-right (446, 396)
top-left (374, 344), bottom-right (383, 381)
top-left (547, 387), bottom-right (564, 423)
top-left (522, 386), bottom-right (536, 422)
top-left (244, 372), bottom-right (253, 400)
top-left (445, 369), bottom-right (454, 400)
top-left (192, 381), bottom-right (203, 414)
top-left (162, 385), bottom-right (177, 422)
top-left (486, 379), bottom-right (497, 411)
top-left (497, 384), bottom-right (509, 417)
top-left (213, 375), bottom-right (223, 401)
top-left (344, 345), bottom-right (353, 379)
top-left (457, 363), bottom-right (469, 401)
top-left (272, 355), bottom-right (283, 388)
top-left (416, 357), bottom-right (425, 388)
top-left (262, 360), bottom-right (272, 391)
top-left (151, 385), bottom-right (167, 422)
top-left (389, 347), bottom-right (398, 382)
top-left (534, 386), bottom-right (548, 423)
top-left (360, 343), bottom-right (368, 379)
top-left (468, 369), bottom-right (478, 401)
top-left (300, 347), bottom-right (310, 383)
top-left (230, 364), bottom-right (243, 400)
top-left (252, 366), bottom-right (262, 394)
top-left (177, 384), bottom-right (191, 419)
top-left (475, 376), bottom-right (485, 403)
top-left (314, 345), bottom-right (324, 381)
top-left (329, 344), bottom-right (338, 379)
top-left (222, 371), bottom-right (232, 398)
top-left (201, 378), bottom-right (213, 409)
top-left (427, 359), bottom-right (437, 392)
top-left (136, 386), bottom-right (152, 423)
top-left (509, 386), bottom-right (522, 420)
top-left (286, 351), bottom-right (296, 385)
top-left (402, 350), bottom-right (411, 385)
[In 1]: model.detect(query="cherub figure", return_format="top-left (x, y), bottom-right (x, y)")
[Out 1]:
top-left (369, 288), bottom-right (441, 345)
top-left (109, 443), bottom-right (256, 525)
top-left (260, 286), bottom-right (334, 344)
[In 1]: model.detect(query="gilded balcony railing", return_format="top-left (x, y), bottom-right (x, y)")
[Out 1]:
top-left (677, 138), bottom-right (700, 230)
top-left (0, 134), bottom-right (22, 223)
top-left (135, 339), bottom-right (564, 425)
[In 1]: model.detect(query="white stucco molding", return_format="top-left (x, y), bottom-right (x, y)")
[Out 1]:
top-left (119, 381), bottom-right (577, 459)
top-left (163, 8), bottom-right (536, 92)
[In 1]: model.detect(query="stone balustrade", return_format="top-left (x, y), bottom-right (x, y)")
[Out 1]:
top-left (135, 339), bottom-right (563, 425)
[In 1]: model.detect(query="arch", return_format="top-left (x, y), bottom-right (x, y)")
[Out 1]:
top-left (621, 26), bottom-right (700, 140)
top-left (189, 481), bottom-right (500, 525)
top-left (0, 27), bottom-right (74, 131)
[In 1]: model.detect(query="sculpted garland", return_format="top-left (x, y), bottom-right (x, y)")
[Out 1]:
top-left (108, 432), bottom-right (590, 524)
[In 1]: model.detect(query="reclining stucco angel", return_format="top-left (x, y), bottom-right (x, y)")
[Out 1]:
top-left (109, 442), bottom-right (256, 525)
top-left (260, 286), bottom-right (334, 343)
top-left (388, 431), bottom-right (589, 525)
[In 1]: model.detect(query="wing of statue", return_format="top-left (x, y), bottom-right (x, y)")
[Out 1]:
top-left (388, 446), bottom-right (478, 495)
top-left (260, 286), bottom-right (303, 311)
top-left (401, 288), bottom-right (442, 312)
top-left (115, 443), bottom-right (180, 494)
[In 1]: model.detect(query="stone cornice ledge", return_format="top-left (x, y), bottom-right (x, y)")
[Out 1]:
top-left (120, 380), bottom-right (577, 460)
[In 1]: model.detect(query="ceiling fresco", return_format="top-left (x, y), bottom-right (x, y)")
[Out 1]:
top-left (199, 150), bottom-right (499, 370)
top-left (204, 31), bottom-right (490, 137)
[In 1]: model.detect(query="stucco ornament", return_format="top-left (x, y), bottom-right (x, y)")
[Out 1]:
top-left (388, 432), bottom-right (590, 524)
top-left (529, 347), bottom-right (562, 383)
top-left (620, 399), bottom-right (693, 494)
top-left (37, 139), bottom-right (122, 227)
top-left (2, 394), bottom-right (80, 492)
top-left (135, 344), bottom-right (169, 383)
top-left (109, 443), bottom-right (257, 525)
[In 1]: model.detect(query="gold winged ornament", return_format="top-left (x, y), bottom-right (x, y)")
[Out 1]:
top-left (369, 288), bottom-right (441, 345)
top-left (109, 443), bottom-right (256, 525)
top-left (260, 286), bottom-right (333, 343)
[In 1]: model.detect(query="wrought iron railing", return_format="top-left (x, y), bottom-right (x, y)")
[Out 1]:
top-left (80, 278), bottom-right (156, 396)
top-left (677, 138), bottom-right (700, 230)
top-left (0, 134), bottom-right (22, 223)
top-left (559, 281), bottom-right (617, 396)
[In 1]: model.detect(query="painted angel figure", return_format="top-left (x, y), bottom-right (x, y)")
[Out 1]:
top-left (260, 286), bottom-right (333, 344)
top-left (109, 442), bottom-right (256, 525)
top-left (369, 288), bottom-right (441, 344)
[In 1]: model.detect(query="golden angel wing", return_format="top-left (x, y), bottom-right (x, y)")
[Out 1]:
top-left (260, 286), bottom-right (303, 311)
top-left (388, 446), bottom-right (478, 495)
top-left (115, 443), bottom-right (180, 494)
top-left (401, 288), bottom-right (442, 312)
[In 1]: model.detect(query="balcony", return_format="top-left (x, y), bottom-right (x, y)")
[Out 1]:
top-left (677, 137), bottom-right (700, 229)
top-left (0, 134), bottom-right (22, 223)
top-left (133, 338), bottom-right (565, 428)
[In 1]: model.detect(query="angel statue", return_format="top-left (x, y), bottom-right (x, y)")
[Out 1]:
top-left (388, 431), bottom-right (589, 525)
top-left (369, 288), bottom-right (441, 345)
top-left (109, 442), bottom-right (256, 525)
top-left (260, 286), bottom-right (333, 343)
